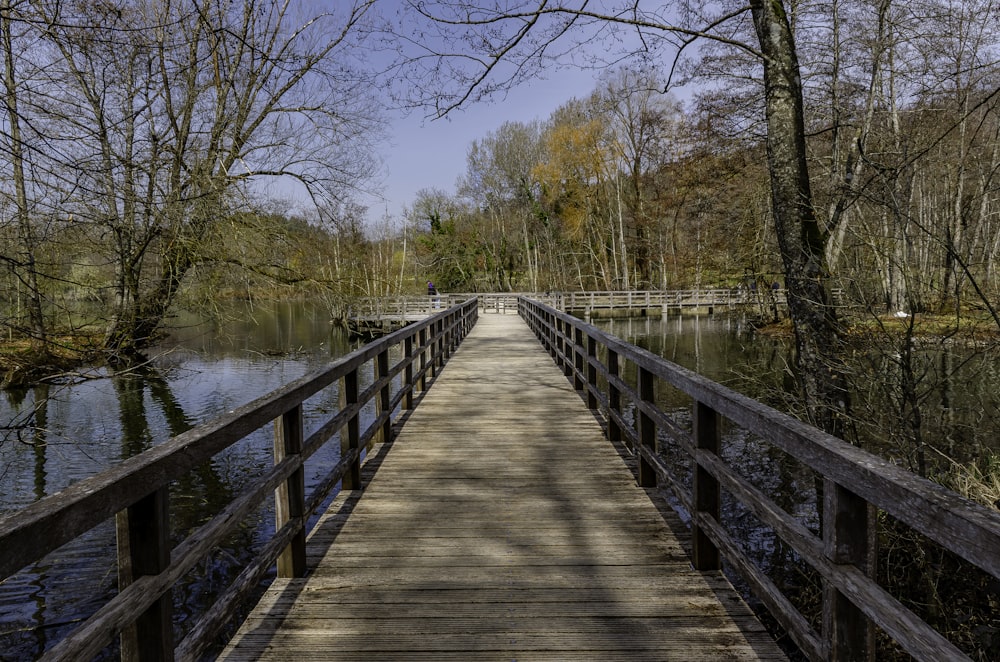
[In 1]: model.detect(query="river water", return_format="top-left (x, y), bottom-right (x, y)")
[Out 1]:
top-left (0, 301), bottom-right (360, 660)
top-left (2, 305), bottom-right (998, 659)
top-left (593, 314), bottom-right (1000, 466)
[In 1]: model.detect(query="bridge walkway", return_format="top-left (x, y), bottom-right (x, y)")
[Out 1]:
top-left (218, 313), bottom-right (786, 661)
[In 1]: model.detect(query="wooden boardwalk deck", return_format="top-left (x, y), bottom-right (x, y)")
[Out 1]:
top-left (218, 313), bottom-right (786, 661)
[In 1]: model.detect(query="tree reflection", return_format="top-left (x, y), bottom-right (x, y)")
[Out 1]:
top-left (111, 365), bottom-right (259, 642)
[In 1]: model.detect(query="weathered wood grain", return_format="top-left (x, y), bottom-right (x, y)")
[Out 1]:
top-left (219, 314), bottom-right (785, 661)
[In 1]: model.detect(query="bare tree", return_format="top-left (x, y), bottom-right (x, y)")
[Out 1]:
top-left (594, 67), bottom-right (681, 288)
top-left (459, 120), bottom-right (544, 290)
top-left (27, 0), bottom-right (383, 357)
top-left (1, 1), bottom-right (47, 349)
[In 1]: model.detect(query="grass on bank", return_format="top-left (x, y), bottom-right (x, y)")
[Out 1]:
top-left (0, 333), bottom-right (103, 388)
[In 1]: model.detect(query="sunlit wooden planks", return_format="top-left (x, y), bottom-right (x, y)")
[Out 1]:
top-left (218, 313), bottom-right (786, 661)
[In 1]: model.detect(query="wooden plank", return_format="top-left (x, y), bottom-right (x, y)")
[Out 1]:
top-left (219, 314), bottom-right (786, 661)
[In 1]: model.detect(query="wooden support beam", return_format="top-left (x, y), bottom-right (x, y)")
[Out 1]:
top-left (693, 402), bottom-right (721, 571)
top-left (117, 487), bottom-right (172, 661)
top-left (274, 405), bottom-right (306, 578)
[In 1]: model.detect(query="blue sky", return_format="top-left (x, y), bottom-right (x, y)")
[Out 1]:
top-left (367, 65), bottom-right (604, 224)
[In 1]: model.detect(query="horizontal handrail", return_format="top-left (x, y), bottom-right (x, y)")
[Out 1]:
top-left (346, 289), bottom-right (845, 320)
top-left (518, 296), bottom-right (999, 662)
top-left (0, 299), bottom-right (479, 661)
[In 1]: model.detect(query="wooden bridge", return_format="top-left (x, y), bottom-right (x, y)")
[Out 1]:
top-left (217, 313), bottom-right (783, 660)
top-left (1, 298), bottom-right (998, 661)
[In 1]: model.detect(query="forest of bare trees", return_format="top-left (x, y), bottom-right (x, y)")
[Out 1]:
top-left (0, 0), bottom-right (996, 388)
top-left (0, 0), bottom-right (382, 366)
top-left (2, 1), bottom-right (998, 359)
top-left (391, 0), bottom-right (1000, 444)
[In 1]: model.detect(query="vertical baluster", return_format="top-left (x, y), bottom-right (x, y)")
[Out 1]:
top-left (573, 327), bottom-right (584, 392)
top-left (692, 401), bottom-right (721, 570)
top-left (403, 335), bottom-right (414, 410)
top-left (586, 335), bottom-right (598, 409)
top-left (376, 349), bottom-right (391, 445)
top-left (546, 311), bottom-right (556, 356)
top-left (548, 312), bottom-right (558, 359)
top-left (608, 349), bottom-right (622, 444)
top-left (117, 487), bottom-right (172, 661)
top-left (637, 367), bottom-right (656, 487)
top-left (561, 320), bottom-right (573, 377)
top-left (341, 368), bottom-right (361, 489)
top-left (275, 404), bottom-right (306, 578)
top-left (823, 482), bottom-right (873, 661)
top-left (418, 328), bottom-right (428, 392)
top-left (435, 318), bottom-right (444, 373)
top-left (554, 317), bottom-right (563, 366)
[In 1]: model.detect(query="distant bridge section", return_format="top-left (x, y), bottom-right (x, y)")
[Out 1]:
top-left (346, 288), bottom-right (795, 334)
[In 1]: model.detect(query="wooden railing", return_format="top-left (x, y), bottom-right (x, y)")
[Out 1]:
top-left (519, 297), bottom-right (1000, 662)
top-left (347, 289), bottom-right (802, 323)
top-left (347, 293), bottom-right (520, 320)
top-left (0, 299), bottom-right (478, 662)
top-left (549, 289), bottom-right (786, 310)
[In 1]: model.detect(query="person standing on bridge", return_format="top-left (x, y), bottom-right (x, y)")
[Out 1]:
top-left (427, 281), bottom-right (440, 309)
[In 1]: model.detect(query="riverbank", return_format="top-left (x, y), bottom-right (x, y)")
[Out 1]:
top-left (756, 312), bottom-right (1000, 344)
top-left (0, 335), bottom-right (101, 388)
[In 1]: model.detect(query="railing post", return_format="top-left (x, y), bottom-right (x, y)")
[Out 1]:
top-left (608, 349), bottom-right (622, 444)
top-left (274, 404), bottom-right (307, 577)
top-left (561, 320), bottom-right (573, 377)
top-left (117, 487), bottom-right (173, 662)
top-left (434, 319), bottom-right (444, 375)
top-left (376, 349), bottom-right (391, 445)
top-left (403, 335), bottom-right (414, 409)
top-left (341, 367), bottom-right (361, 489)
top-left (545, 313), bottom-right (561, 365)
top-left (448, 310), bottom-right (458, 353)
top-left (418, 328), bottom-right (428, 392)
top-left (637, 366), bottom-right (656, 488)
top-left (546, 311), bottom-right (556, 356)
top-left (442, 312), bottom-right (452, 356)
top-left (823, 481), bottom-right (873, 661)
top-left (551, 314), bottom-right (561, 361)
top-left (573, 327), bottom-right (585, 392)
top-left (430, 320), bottom-right (439, 377)
top-left (586, 335), bottom-right (597, 409)
top-left (692, 401), bottom-right (721, 570)
top-left (553, 317), bottom-right (563, 367)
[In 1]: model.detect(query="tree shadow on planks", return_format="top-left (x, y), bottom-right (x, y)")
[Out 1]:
top-left (217, 435), bottom-right (399, 659)
top-left (583, 404), bottom-right (789, 660)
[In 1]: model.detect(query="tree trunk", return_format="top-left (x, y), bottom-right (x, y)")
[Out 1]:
top-left (2, 5), bottom-right (46, 350)
top-left (749, 0), bottom-right (850, 438)
top-left (103, 250), bottom-right (194, 358)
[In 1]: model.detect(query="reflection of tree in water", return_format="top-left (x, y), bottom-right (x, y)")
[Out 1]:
top-left (112, 366), bottom-right (261, 644)
top-left (0, 302), bottom-right (348, 659)
top-left (30, 384), bottom-right (50, 657)
top-left (1, 383), bottom-right (121, 661)
top-left (602, 315), bottom-right (1000, 658)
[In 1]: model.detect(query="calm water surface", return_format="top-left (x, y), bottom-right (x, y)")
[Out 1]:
top-left (0, 301), bottom-right (360, 660)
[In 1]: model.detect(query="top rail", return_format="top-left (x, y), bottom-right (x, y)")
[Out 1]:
top-left (0, 299), bottom-right (479, 662)
top-left (346, 288), bottom-right (830, 321)
top-left (518, 297), bottom-right (1000, 662)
